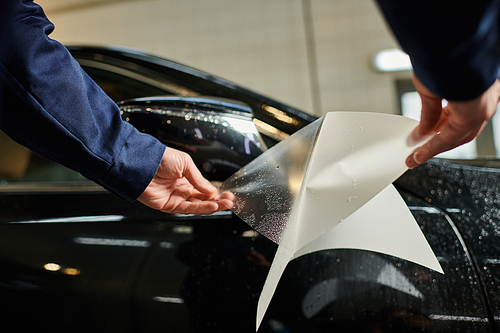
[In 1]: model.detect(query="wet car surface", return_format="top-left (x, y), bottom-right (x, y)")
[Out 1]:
top-left (0, 46), bottom-right (498, 332)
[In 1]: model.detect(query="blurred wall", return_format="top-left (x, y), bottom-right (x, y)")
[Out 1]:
top-left (36, 0), bottom-right (412, 117)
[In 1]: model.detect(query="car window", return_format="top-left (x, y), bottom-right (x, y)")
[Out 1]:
top-left (0, 131), bottom-right (88, 186)
top-left (1, 61), bottom-right (189, 187)
top-left (81, 65), bottom-right (174, 102)
top-left (77, 58), bottom-right (200, 102)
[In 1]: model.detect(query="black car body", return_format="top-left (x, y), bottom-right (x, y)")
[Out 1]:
top-left (0, 46), bottom-right (499, 332)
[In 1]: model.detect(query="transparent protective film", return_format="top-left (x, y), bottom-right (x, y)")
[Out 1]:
top-left (218, 116), bottom-right (324, 244)
top-left (218, 112), bottom-right (443, 331)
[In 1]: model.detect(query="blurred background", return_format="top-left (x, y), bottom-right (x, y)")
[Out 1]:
top-left (36, 0), bottom-right (500, 159)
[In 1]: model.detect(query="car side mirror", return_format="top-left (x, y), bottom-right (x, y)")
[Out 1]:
top-left (118, 96), bottom-right (267, 181)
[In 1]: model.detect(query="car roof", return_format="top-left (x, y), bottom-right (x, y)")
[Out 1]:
top-left (67, 45), bottom-right (318, 142)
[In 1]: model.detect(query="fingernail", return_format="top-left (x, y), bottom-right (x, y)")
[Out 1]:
top-left (406, 154), bottom-right (418, 169)
top-left (413, 150), bottom-right (425, 165)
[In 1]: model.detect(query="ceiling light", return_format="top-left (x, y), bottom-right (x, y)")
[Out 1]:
top-left (373, 49), bottom-right (412, 72)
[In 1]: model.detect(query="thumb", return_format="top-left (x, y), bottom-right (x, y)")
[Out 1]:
top-left (182, 157), bottom-right (216, 196)
top-left (413, 75), bottom-right (445, 136)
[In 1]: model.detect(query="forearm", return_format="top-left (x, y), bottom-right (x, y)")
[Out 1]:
top-left (0, 0), bottom-right (165, 201)
top-left (376, 0), bottom-right (500, 100)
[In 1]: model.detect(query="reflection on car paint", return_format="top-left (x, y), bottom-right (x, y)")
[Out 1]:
top-left (152, 296), bottom-right (185, 304)
top-left (73, 237), bottom-right (151, 247)
top-left (428, 314), bottom-right (488, 322)
top-left (7, 214), bottom-right (125, 224)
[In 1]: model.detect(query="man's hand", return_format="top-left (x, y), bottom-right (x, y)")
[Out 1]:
top-left (406, 75), bottom-right (500, 169)
top-left (138, 147), bottom-right (234, 215)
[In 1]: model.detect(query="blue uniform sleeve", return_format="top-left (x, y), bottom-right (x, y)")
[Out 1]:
top-left (0, 0), bottom-right (166, 201)
top-left (376, 0), bottom-right (500, 101)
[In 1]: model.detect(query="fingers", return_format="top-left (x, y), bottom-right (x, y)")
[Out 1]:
top-left (212, 191), bottom-right (235, 211)
top-left (170, 201), bottom-right (219, 215)
top-left (177, 150), bottom-right (217, 197)
top-left (151, 147), bottom-right (236, 215)
top-left (407, 106), bottom-right (485, 168)
top-left (175, 149), bottom-right (235, 213)
top-left (406, 77), bottom-right (500, 169)
top-left (406, 121), bottom-right (483, 168)
top-left (155, 180), bottom-right (235, 215)
top-left (139, 147), bottom-right (235, 215)
top-left (163, 196), bottom-right (234, 215)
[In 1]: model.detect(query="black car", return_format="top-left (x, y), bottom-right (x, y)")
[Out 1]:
top-left (0, 45), bottom-right (499, 332)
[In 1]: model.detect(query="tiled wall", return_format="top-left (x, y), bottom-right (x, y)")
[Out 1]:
top-left (37, 0), bottom-right (412, 117)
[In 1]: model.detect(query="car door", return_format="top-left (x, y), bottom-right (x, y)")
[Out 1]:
top-left (132, 186), bottom-right (494, 332)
